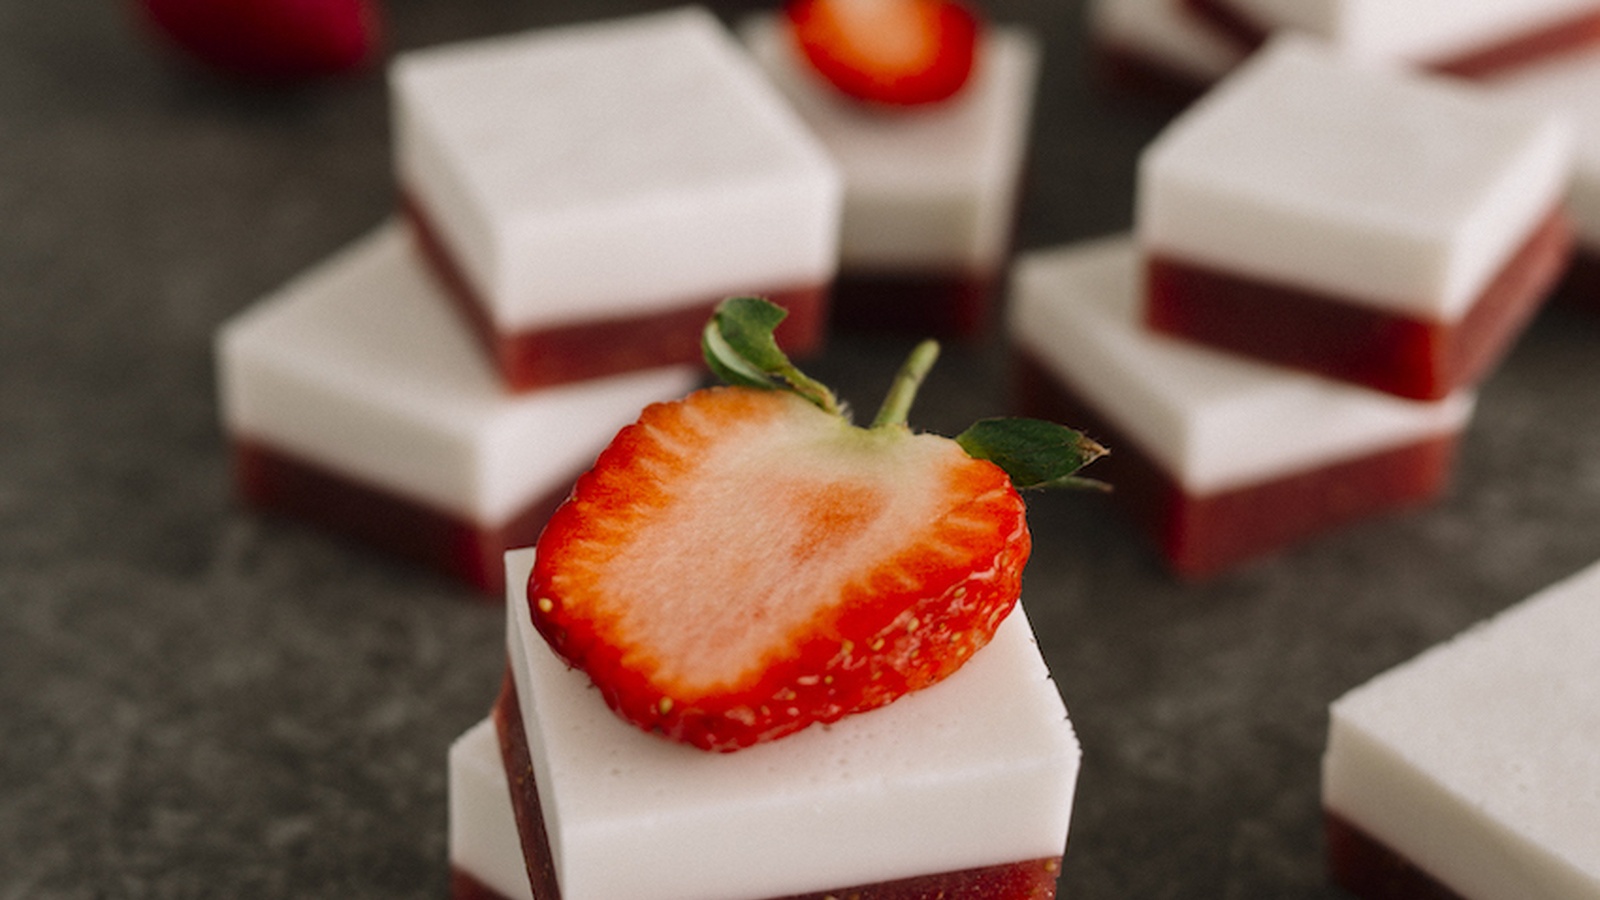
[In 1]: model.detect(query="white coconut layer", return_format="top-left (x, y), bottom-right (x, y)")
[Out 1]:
top-left (391, 7), bottom-right (842, 330)
top-left (1006, 236), bottom-right (1474, 495)
top-left (215, 222), bottom-right (699, 525)
top-left (502, 548), bottom-right (1079, 900)
top-left (1323, 559), bottom-right (1600, 898)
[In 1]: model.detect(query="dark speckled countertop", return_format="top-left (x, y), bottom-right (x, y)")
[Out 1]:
top-left (3, 2), bottom-right (1599, 897)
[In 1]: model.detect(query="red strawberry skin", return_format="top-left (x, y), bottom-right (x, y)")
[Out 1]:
top-left (786, 0), bottom-right (980, 106)
top-left (529, 386), bottom-right (1030, 752)
top-left (134, 0), bottom-right (381, 82)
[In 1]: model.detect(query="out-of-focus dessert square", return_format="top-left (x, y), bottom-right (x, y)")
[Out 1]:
top-left (1137, 37), bottom-right (1573, 400)
top-left (215, 223), bottom-right (699, 595)
top-left (390, 7), bottom-right (842, 391)
top-left (1007, 236), bottom-right (1475, 579)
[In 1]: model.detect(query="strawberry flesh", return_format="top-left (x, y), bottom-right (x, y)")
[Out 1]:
top-left (529, 386), bottom-right (1030, 752)
top-left (786, 0), bottom-right (981, 106)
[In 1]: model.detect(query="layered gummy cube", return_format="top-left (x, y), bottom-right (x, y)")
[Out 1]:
top-left (215, 224), bottom-right (698, 595)
top-left (1007, 236), bottom-right (1475, 579)
top-left (1322, 559), bottom-right (1600, 899)
top-left (445, 548), bottom-right (1082, 900)
top-left (390, 7), bottom-right (843, 390)
top-left (1137, 37), bottom-right (1574, 400)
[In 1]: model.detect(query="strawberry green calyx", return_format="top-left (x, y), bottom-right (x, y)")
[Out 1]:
top-left (702, 297), bottom-right (1108, 489)
top-left (702, 297), bottom-right (840, 415)
top-left (957, 418), bottom-right (1109, 491)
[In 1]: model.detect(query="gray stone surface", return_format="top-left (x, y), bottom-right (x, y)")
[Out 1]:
top-left (3, 1), bottom-right (1598, 897)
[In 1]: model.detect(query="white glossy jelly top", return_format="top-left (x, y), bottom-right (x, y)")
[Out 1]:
top-left (1221, 0), bottom-right (1600, 65)
top-left (741, 14), bottom-right (1039, 271)
top-left (1007, 236), bottom-right (1475, 494)
top-left (1484, 47), bottom-right (1600, 245)
top-left (391, 7), bottom-right (841, 329)
top-left (1138, 37), bottom-right (1572, 320)
top-left (1089, 0), bottom-right (1247, 83)
top-left (1323, 559), bottom-right (1600, 899)
top-left (502, 548), bottom-right (1079, 900)
top-left (216, 223), bottom-right (700, 524)
top-left (449, 719), bottom-right (534, 900)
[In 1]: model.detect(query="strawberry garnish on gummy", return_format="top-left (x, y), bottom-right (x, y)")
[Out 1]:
top-left (529, 297), bottom-right (1105, 752)
top-left (785, 0), bottom-right (981, 106)
top-left (133, 0), bottom-right (382, 83)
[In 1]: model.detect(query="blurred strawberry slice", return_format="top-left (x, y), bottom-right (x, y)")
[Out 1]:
top-left (785, 0), bottom-right (980, 106)
top-left (135, 0), bottom-right (382, 82)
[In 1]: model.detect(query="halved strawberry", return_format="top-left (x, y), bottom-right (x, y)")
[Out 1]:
top-left (529, 298), bottom-right (1104, 752)
top-left (785, 0), bottom-right (981, 106)
top-left (133, 0), bottom-right (382, 82)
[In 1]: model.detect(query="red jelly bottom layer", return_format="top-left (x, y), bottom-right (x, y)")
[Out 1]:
top-left (1146, 208), bottom-right (1571, 401)
top-left (1011, 350), bottom-right (1459, 579)
top-left (232, 439), bottom-right (567, 596)
top-left (487, 672), bottom-right (1063, 900)
top-left (402, 193), bottom-right (829, 392)
top-left (827, 267), bottom-right (999, 340)
top-left (1325, 812), bottom-right (1468, 900)
top-left (1181, 0), bottom-right (1600, 78)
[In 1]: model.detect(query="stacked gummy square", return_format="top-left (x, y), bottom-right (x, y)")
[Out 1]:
top-left (1008, 37), bottom-right (1576, 578)
top-left (451, 549), bottom-right (1082, 900)
top-left (1085, 0), bottom-right (1600, 309)
top-left (215, 7), bottom-right (843, 594)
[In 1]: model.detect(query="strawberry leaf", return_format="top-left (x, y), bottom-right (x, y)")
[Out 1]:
top-left (703, 297), bottom-right (840, 414)
top-left (956, 418), bottom-right (1109, 490)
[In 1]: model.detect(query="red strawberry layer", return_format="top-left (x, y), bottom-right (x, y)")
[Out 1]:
top-left (232, 437), bottom-right (570, 597)
top-left (530, 386), bottom-right (1030, 751)
top-left (1145, 207), bottom-right (1572, 400)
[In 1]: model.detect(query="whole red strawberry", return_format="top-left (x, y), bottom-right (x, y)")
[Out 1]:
top-left (785, 0), bottom-right (981, 106)
top-left (529, 298), bottom-right (1105, 752)
top-left (134, 0), bottom-right (382, 82)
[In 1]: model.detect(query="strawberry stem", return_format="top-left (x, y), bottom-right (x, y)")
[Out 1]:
top-left (701, 297), bottom-right (1110, 491)
top-left (871, 339), bottom-right (939, 429)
